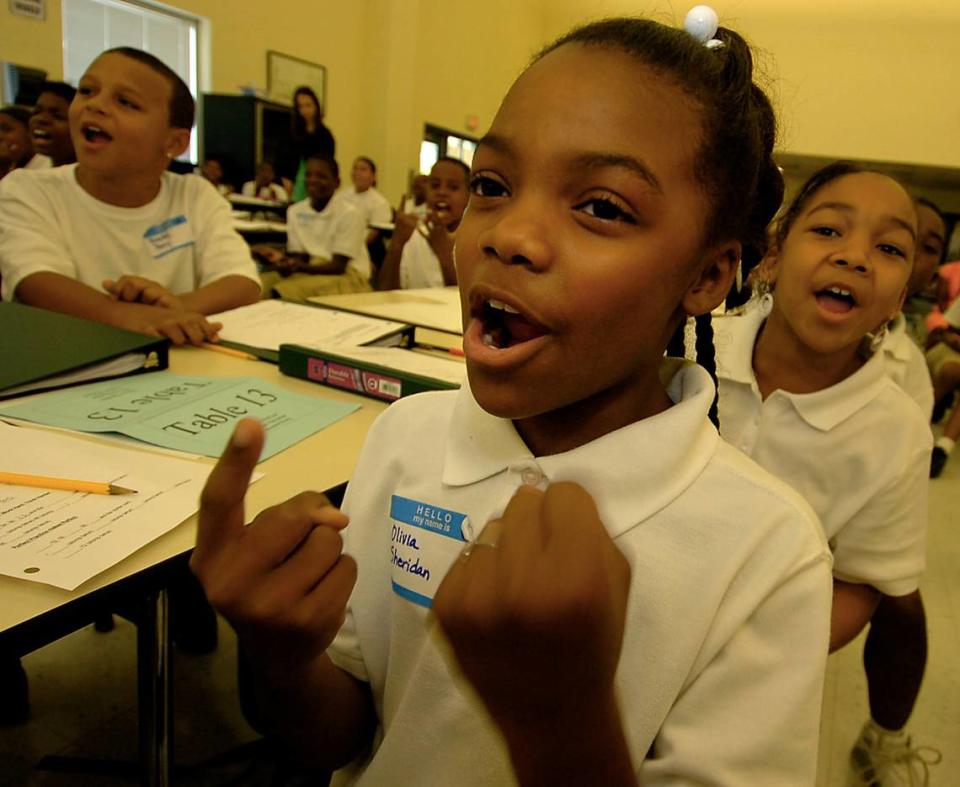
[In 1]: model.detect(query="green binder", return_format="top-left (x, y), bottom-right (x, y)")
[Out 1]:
top-left (0, 303), bottom-right (169, 399)
top-left (279, 343), bottom-right (461, 402)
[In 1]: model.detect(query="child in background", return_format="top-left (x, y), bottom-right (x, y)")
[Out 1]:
top-left (0, 47), bottom-right (261, 345)
top-left (0, 106), bottom-right (35, 178)
top-left (880, 198), bottom-right (944, 418)
top-left (712, 163), bottom-right (937, 784)
top-left (378, 157), bottom-right (469, 290)
top-left (901, 199), bottom-right (947, 345)
top-left (400, 173), bottom-right (429, 216)
top-left (257, 154), bottom-right (370, 301)
top-left (200, 156), bottom-right (234, 196)
top-left (341, 156), bottom-right (392, 276)
top-left (192, 15), bottom-right (833, 785)
top-left (28, 82), bottom-right (77, 167)
top-left (241, 160), bottom-right (288, 202)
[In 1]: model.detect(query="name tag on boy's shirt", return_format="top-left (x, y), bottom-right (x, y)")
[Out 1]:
top-left (143, 215), bottom-right (194, 259)
top-left (389, 494), bottom-right (470, 608)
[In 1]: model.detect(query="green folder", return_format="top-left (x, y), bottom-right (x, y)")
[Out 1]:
top-left (0, 302), bottom-right (169, 399)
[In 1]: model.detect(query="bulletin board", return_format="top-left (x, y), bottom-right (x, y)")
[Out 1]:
top-left (266, 51), bottom-right (327, 110)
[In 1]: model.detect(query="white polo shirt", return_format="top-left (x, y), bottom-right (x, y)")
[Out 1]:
top-left (398, 231), bottom-right (446, 289)
top-left (328, 360), bottom-right (831, 786)
top-left (340, 185), bottom-right (392, 228)
top-left (0, 165), bottom-right (260, 301)
top-left (882, 313), bottom-right (934, 418)
top-left (714, 308), bottom-right (931, 597)
top-left (286, 195), bottom-right (370, 279)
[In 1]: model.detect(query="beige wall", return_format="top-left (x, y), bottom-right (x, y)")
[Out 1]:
top-left (3, 0), bottom-right (958, 199)
top-left (540, 0), bottom-right (960, 169)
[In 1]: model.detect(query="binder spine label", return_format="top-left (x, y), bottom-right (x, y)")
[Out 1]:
top-left (307, 358), bottom-right (403, 401)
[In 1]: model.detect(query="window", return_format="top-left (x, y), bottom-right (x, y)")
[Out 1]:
top-left (62, 0), bottom-right (202, 161)
top-left (421, 124), bottom-right (478, 174)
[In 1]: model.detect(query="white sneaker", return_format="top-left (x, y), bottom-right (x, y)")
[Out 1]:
top-left (848, 720), bottom-right (942, 786)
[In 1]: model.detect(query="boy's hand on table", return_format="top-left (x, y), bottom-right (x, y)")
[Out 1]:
top-left (104, 275), bottom-right (184, 310)
top-left (191, 419), bottom-right (356, 676)
top-left (433, 482), bottom-right (632, 737)
top-left (109, 305), bottom-right (223, 346)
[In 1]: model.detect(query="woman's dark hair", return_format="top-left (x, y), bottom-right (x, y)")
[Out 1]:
top-left (537, 18), bottom-right (784, 425)
top-left (103, 47), bottom-right (194, 129)
top-left (291, 86), bottom-right (323, 140)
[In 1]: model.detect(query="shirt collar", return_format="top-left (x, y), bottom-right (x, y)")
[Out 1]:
top-left (716, 307), bottom-right (890, 432)
top-left (442, 360), bottom-right (720, 537)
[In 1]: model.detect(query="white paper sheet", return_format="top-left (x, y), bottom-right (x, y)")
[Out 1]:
top-left (211, 301), bottom-right (407, 353)
top-left (0, 422), bottom-right (215, 590)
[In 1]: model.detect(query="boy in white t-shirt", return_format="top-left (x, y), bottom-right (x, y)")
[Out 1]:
top-left (378, 157), bottom-right (469, 290)
top-left (0, 48), bottom-right (260, 345)
top-left (256, 155), bottom-right (370, 302)
top-left (241, 161), bottom-right (288, 203)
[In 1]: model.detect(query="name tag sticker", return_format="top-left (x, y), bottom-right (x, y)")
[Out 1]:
top-left (389, 495), bottom-right (469, 608)
top-left (144, 215), bottom-right (194, 259)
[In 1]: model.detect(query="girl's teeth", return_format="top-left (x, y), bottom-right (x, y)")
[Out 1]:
top-left (488, 299), bottom-right (520, 314)
top-left (482, 333), bottom-right (497, 348)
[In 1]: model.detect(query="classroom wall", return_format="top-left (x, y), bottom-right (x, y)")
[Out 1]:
top-left (4, 0), bottom-right (958, 194)
top-left (539, 0), bottom-right (960, 169)
top-left (0, 0), bottom-right (545, 200)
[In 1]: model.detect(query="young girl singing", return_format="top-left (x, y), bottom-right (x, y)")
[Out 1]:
top-left (192, 14), bottom-right (832, 785)
top-left (713, 161), bottom-right (934, 786)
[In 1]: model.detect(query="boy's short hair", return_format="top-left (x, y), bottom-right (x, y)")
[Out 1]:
top-left (0, 106), bottom-right (31, 127)
top-left (305, 154), bottom-right (339, 179)
top-left (103, 47), bottom-right (195, 130)
top-left (433, 156), bottom-right (470, 185)
top-left (38, 81), bottom-right (77, 104)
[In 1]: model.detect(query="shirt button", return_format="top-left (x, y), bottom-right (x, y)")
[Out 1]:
top-left (520, 468), bottom-right (542, 486)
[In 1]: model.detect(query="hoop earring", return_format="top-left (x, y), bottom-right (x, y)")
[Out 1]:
top-left (752, 278), bottom-right (774, 317)
top-left (866, 324), bottom-right (888, 355)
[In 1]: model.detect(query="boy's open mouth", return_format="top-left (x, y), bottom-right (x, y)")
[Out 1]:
top-left (31, 128), bottom-right (51, 141)
top-left (478, 298), bottom-right (547, 349)
top-left (814, 285), bottom-right (858, 314)
top-left (81, 124), bottom-right (112, 143)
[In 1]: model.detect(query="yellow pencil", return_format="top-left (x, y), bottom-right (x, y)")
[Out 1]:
top-left (0, 472), bottom-right (137, 496)
top-left (200, 342), bottom-right (257, 361)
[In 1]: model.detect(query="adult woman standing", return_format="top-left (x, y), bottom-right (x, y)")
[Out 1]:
top-left (279, 86), bottom-right (335, 202)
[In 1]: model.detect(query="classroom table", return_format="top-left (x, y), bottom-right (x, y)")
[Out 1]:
top-left (0, 346), bottom-right (386, 786)
top-left (310, 286), bottom-right (464, 336)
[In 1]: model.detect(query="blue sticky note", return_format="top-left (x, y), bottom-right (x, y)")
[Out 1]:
top-left (0, 373), bottom-right (360, 460)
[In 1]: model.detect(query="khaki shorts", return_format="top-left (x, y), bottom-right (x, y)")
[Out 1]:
top-left (926, 342), bottom-right (960, 379)
top-left (260, 266), bottom-right (372, 303)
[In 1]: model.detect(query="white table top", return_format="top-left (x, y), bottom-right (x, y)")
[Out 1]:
top-left (310, 287), bottom-right (464, 335)
top-left (0, 346), bottom-right (385, 634)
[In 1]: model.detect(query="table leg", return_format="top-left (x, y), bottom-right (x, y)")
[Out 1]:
top-left (138, 587), bottom-right (172, 787)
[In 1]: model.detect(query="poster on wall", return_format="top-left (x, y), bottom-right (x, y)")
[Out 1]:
top-left (9, 0), bottom-right (45, 20)
top-left (267, 51), bottom-right (327, 111)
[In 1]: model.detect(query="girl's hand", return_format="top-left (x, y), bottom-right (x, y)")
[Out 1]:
top-left (190, 419), bottom-right (356, 677)
top-left (433, 482), bottom-right (632, 738)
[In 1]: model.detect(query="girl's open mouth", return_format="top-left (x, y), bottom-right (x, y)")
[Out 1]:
top-left (814, 286), bottom-right (857, 315)
top-left (477, 298), bottom-right (547, 350)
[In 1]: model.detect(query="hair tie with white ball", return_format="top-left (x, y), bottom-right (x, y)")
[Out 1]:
top-left (684, 5), bottom-right (724, 49)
